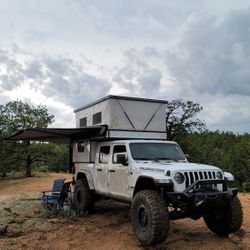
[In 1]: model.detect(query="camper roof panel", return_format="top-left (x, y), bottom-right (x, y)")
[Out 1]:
top-left (74, 95), bottom-right (167, 113)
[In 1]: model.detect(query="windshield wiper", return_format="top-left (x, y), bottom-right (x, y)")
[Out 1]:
top-left (134, 157), bottom-right (153, 160)
top-left (134, 157), bottom-right (178, 162)
top-left (152, 157), bottom-right (179, 162)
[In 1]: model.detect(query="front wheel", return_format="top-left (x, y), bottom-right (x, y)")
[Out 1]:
top-left (131, 190), bottom-right (169, 245)
top-left (204, 196), bottom-right (243, 236)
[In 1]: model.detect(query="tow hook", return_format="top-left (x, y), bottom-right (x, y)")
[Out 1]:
top-left (195, 200), bottom-right (205, 207)
top-left (194, 197), bottom-right (205, 207)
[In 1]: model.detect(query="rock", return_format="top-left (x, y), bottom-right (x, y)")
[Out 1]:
top-left (10, 215), bottom-right (26, 224)
top-left (0, 224), bottom-right (8, 235)
top-left (8, 224), bottom-right (23, 237)
top-left (35, 221), bottom-right (52, 232)
top-left (22, 219), bottom-right (36, 228)
top-left (4, 207), bottom-right (12, 213)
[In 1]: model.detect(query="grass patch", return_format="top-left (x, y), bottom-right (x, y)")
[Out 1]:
top-left (36, 166), bottom-right (48, 173)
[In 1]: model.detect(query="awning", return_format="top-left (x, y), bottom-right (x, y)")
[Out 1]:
top-left (5, 125), bottom-right (108, 144)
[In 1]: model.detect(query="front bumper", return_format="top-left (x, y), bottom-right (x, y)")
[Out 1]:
top-left (167, 179), bottom-right (238, 219)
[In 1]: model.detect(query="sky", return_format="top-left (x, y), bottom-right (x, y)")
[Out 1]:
top-left (0, 0), bottom-right (250, 133)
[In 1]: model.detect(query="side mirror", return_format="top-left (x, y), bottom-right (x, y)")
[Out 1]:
top-left (116, 153), bottom-right (128, 166)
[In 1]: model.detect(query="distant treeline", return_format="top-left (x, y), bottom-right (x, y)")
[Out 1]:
top-left (177, 131), bottom-right (250, 192)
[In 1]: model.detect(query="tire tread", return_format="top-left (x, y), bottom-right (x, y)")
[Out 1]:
top-left (132, 190), bottom-right (169, 245)
top-left (204, 196), bottom-right (243, 236)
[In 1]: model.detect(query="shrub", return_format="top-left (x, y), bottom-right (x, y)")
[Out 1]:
top-left (36, 166), bottom-right (48, 173)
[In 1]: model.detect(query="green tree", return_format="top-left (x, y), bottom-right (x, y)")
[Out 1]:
top-left (47, 144), bottom-right (69, 172)
top-left (225, 138), bottom-right (250, 191)
top-left (166, 99), bottom-right (206, 140)
top-left (0, 100), bottom-right (54, 176)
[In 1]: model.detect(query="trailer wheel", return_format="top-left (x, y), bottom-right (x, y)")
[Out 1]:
top-left (131, 190), bottom-right (169, 245)
top-left (204, 196), bottom-right (243, 236)
top-left (73, 178), bottom-right (94, 214)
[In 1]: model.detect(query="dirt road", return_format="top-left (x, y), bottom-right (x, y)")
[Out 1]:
top-left (0, 173), bottom-right (249, 250)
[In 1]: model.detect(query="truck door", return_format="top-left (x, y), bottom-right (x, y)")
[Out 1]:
top-left (109, 144), bottom-right (130, 198)
top-left (94, 145), bottom-right (110, 194)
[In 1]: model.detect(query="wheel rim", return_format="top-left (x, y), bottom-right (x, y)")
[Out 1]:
top-left (137, 205), bottom-right (149, 232)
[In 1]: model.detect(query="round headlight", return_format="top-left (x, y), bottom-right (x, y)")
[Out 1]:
top-left (174, 172), bottom-right (185, 184)
top-left (216, 171), bottom-right (223, 179)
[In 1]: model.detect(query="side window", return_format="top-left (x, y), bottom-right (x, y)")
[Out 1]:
top-left (77, 141), bottom-right (85, 153)
top-left (113, 145), bottom-right (127, 163)
top-left (99, 146), bottom-right (110, 163)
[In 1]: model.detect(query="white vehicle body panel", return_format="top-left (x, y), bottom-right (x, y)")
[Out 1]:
top-left (74, 139), bottom-right (228, 200)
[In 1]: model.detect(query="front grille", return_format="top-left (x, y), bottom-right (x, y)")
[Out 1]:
top-left (184, 171), bottom-right (216, 188)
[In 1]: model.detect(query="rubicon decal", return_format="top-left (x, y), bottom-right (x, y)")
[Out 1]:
top-left (139, 167), bottom-right (164, 173)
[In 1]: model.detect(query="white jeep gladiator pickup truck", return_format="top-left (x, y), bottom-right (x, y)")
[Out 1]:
top-left (7, 95), bottom-right (243, 245)
top-left (73, 139), bottom-right (243, 245)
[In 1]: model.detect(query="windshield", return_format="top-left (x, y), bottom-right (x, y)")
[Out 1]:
top-left (129, 142), bottom-right (186, 161)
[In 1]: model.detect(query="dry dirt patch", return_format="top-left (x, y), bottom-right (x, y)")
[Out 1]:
top-left (0, 173), bottom-right (249, 250)
top-left (0, 173), bottom-right (71, 197)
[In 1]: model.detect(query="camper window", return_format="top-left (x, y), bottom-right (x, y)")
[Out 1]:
top-left (80, 117), bottom-right (87, 127)
top-left (93, 112), bottom-right (102, 125)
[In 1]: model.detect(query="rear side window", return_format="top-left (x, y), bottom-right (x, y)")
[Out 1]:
top-left (113, 145), bottom-right (127, 163)
top-left (99, 146), bottom-right (110, 163)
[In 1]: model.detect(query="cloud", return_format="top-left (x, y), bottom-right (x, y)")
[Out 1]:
top-left (0, 0), bottom-right (206, 57)
top-left (197, 93), bottom-right (250, 133)
top-left (111, 48), bottom-right (170, 98)
top-left (165, 8), bottom-right (250, 97)
top-left (0, 49), bottom-right (26, 90)
top-left (0, 47), bottom-right (112, 108)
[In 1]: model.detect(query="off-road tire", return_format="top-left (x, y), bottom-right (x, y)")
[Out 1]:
top-left (131, 190), bottom-right (169, 245)
top-left (204, 196), bottom-right (243, 236)
top-left (73, 178), bottom-right (95, 214)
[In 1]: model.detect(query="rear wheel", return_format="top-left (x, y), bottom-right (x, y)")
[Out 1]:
top-left (204, 196), bottom-right (243, 236)
top-left (131, 190), bottom-right (169, 245)
top-left (73, 178), bottom-right (95, 214)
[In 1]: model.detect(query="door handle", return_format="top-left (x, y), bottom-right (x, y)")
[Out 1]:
top-left (96, 168), bottom-right (102, 172)
top-left (108, 169), bottom-right (115, 173)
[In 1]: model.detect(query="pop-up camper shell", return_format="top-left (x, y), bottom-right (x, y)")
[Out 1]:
top-left (74, 95), bottom-right (167, 140)
top-left (7, 95), bottom-right (168, 165)
top-left (73, 95), bottom-right (168, 163)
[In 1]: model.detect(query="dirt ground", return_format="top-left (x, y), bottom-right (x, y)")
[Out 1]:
top-left (0, 173), bottom-right (249, 250)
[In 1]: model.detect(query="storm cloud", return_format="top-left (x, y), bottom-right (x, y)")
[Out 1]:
top-left (165, 8), bottom-right (250, 97)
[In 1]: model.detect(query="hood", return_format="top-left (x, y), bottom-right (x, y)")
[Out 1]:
top-left (136, 161), bottom-right (220, 174)
top-left (162, 162), bottom-right (220, 171)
